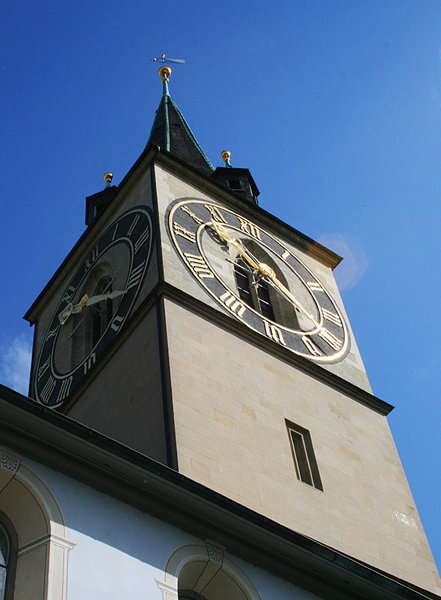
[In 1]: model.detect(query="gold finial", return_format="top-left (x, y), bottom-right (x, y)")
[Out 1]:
top-left (159, 66), bottom-right (172, 82)
top-left (221, 150), bottom-right (232, 167)
top-left (104, 172), bottom-right (113, 188)
top-left (152, 54), bottom-right (185, 85)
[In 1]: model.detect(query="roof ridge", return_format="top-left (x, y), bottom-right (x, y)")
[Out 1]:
top-left (146, 88), bottom-right (214, 175)
top-left (168, 95), bottom-right (214, 170)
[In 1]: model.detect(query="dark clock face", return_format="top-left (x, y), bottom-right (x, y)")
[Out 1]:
top-left (168, 199), bottom-right (348, 363)
top-left (34, 206), bottom-right (153, 407)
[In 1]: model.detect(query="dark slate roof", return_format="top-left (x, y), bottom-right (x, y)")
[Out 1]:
top-left (147, 81), bottom-right (214, 176)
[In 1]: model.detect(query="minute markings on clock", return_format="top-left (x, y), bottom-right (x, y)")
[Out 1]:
top-left (169, 199), bottom-right (348, 363)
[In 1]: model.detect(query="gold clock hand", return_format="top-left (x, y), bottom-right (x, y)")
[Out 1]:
top-left (211, 221), bottom-right (261, 270)
top-left (70, 294), bottom-right (90, 315)
top-left (58, 295), bottom-right (88, 324)
top-left (58, 303), bottom-right (73, 325)
top-left (67, 291), bottom-right (126, 339)
top-left (211, 221), bottom-right (320, 329)
top-left (257, 263), bottom-right (321, 329)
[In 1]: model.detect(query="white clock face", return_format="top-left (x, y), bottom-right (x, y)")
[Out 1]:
top-left (168, 199), bottom-right (349, 363)
top-left (34, 206), bottom-right (153, 408)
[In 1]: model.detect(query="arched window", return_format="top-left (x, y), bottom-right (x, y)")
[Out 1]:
top-left (233, 240), bottom-right (300, 330)
top-left (0, 449), bottom-right (74, 600)
top-left (157, 542), bottom-right (262, 600)
top-left (0, 517), bottom-right (16, 600)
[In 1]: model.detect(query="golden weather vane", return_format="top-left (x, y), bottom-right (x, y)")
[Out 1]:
top-left (152, 53), bottom-right (185, 83)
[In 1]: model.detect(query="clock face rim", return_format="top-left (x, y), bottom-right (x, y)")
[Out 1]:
top-left (34, 205), bottom-right (153, 407)
top-left (168, 199), bottom-right (349, 363)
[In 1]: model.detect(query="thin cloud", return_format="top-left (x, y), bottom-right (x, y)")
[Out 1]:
top-left (0, 335), bottom-right (32, 396)
top-left (318, 233), bottom-right (368, 291)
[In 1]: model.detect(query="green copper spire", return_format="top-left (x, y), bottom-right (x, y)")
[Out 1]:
top-left (147, 64), bottom-right (214, 175)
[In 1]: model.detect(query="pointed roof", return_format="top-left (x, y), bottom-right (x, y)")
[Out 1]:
top-left (147, 69), bottom-right (214, 175)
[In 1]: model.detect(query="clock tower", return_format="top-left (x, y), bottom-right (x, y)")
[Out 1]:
top-left (25, 65), bottom-right (441, 596)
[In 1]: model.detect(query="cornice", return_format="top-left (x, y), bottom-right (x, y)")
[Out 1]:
top-left (155, 281), bottom-right (393, 416)
top-left (153, 150), bottom-right (343, 269)
top-left (0, 384), bottom-right (434, 599)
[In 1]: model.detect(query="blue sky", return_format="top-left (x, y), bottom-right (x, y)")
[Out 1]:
top-left (2, 0), bottom-right (441, 574)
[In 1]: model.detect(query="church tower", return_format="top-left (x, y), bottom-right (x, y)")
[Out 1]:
top-left (25, 62), bottom-right (441, 596)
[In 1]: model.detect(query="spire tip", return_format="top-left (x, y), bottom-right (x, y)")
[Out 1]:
top-left (221, 150), bottom-right (232, 167)
top-left (104, 172), bottom-right (113, 188)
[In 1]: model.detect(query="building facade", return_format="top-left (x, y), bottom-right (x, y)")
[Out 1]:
top-left (0, 65), bottom-right (439, 599)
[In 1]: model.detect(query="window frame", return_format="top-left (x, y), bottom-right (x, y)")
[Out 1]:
top-left (0, 512), bottom-right (18, 600)
top-left (285, 420), bottom-right (323, 491)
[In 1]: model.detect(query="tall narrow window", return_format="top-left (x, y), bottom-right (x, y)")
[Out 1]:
top-left (234, 258), bottom-right (276, 320)
top-left (70, 264), bottom-right (114, 370)
top-left (286, 420), bottom-right (323, 490)
top-left (92, 275), bottom-right (113, 347)
top-left (233, 242), bottom-right (299, 329)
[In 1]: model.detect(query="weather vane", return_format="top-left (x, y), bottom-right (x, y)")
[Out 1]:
top-left (152, 53), bottom-right (185, 84)
top-left (151, 53), bottom-right (185, 65)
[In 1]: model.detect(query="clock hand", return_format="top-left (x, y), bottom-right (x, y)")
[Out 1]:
top-left (257, 263), bottom-right (320, 328)
top-left (225, 257), bottom-right (254, 274)
top-left (84, 289), bottom-right (126, 307)
top-left (58, 294), bottom-right (89, 324)
top-left (59, 290), bottom-right (126, 325)
top-left (211, 221), bottom-right (320, 329)
top-left (211, 221), bottom-right (261, 270)
top-left (67, 291), bottom-right (125, 339)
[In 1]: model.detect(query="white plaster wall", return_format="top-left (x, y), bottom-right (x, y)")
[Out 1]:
top-left (25, 459), bottom-right (323, 600)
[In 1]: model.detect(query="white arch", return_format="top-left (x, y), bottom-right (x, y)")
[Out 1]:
top-left (156, 540), bottom-right (262, 600)
top-left (0, 446), bottom-right (74, 600)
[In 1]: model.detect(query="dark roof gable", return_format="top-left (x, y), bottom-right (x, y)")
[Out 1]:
top-left (147, 85), bottom-right (214, 176)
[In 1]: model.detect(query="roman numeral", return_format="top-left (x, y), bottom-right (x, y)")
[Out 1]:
top-left (282, 250), bottom-right (291, 260)
top-left (62, 286), bottom-right (76, 304)
top-left (184, 253), bottom-right (214, 278)
top-left (219, 291), bottom-right (246, 318)
top-left (83, 353), bottom-right (96, 375)
top-left (126, 261), bottom-right (146, 290)
top-left (204, 204), bottom-right (226, 223)
top-left (85, 246), bottom-right (99, 271)
top-left (302, 335), bottom-right (323, 357)
top-left (322, 308), bottom-right (342, 327)
top-left (263, 321), bottom-right (287, 346)
top-left (307, 281), bottom-right (324, 292)
top-left (318, 327), bottom-right (343, 351)
top-left (37, 356), bottom-right (51, 381)
top-left (181, 205), bottom-right (203, 224)
top-left (127, 214), bottom-right (140, 236)
top-left (173, 222), bottom-right (196, 243)
top-left (238, 217), bottom-right (262, 241)
top-left (134, 228), bottom-right (150, 253)
top-left (57, 376), bottom-right (73, 403)
top-left (111, 315), bottom-right (124, 332)
top-left (46, 327), bottom-right (58, 341)
top-left (40, 375), bottom-right (56, 404)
